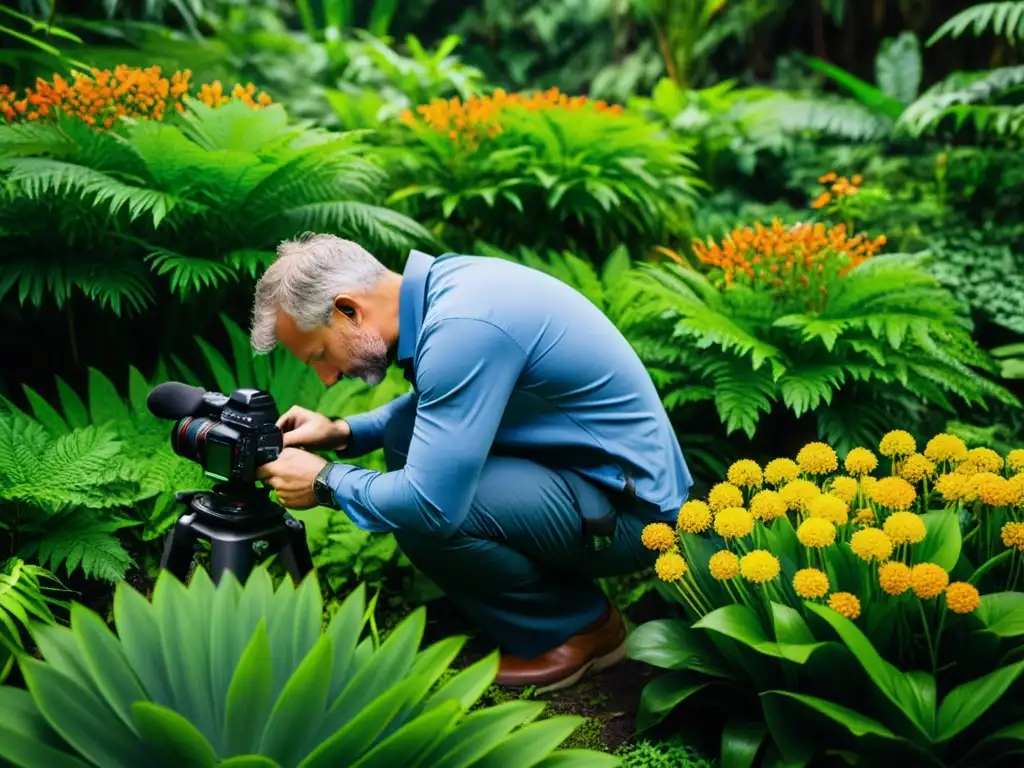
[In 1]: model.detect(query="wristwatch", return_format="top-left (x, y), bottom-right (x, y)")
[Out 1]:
top-left (312, 463), bottom-right (339, 509)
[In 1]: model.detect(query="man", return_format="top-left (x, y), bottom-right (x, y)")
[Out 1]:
top-left (252, 232), bottom-right (692, 693)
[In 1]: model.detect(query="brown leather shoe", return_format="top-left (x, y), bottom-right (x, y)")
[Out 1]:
top-left (494, 604), bottom-right (627, 694)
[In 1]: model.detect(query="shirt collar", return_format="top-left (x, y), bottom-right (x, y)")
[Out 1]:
top-left (397, 249), bottom-right (435, 364)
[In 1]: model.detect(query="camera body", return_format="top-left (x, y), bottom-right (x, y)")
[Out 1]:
top-left (167, 388), bottom-right (283, 487)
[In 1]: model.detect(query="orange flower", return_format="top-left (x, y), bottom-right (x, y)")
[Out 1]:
top-left (1, 65), bottom-right (272, 128)
top-left (400, 86), bottom-right (623, 148)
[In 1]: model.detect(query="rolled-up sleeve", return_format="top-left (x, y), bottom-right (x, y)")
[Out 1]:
top-left (323, 317), bottom-right (526, 537)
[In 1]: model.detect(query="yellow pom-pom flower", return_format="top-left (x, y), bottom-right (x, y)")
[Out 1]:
top-left (714, 507), bottom-right (754, 539)
top-left (973, 472), bottom-right (1015, 507)
top-left (740, 550), bottom-right (780, 583)
top-left (779, 478), bottom-right (821, 512)
top-left (910, 563), bottom-right (949, 599)
top-left (899, 453), bottom-right (935, 483)
top-left (655, 552), bottom-right (687, 581)
top-left (677, 500), bottom-right (713, 533)
top-left (797, 442), bottom-right (839, 475)
top-left (1008, 473), bottom-right (1024, 506)
top-left (934, 473), bottom-right (973, 503)
top-left (749, 490), bottom-right (787, 522)
top-left (869, 476), bottom-right (917, 510)
top-left (793, 568), bottom-right (829, 598)
top-left (879, 429), bottom-right (916, 457)
top-left (1007, 449), bottom-right (1024, 473)
top-left (708, 482), bottom-right (744, 511)
top-left (850, 527), bottom-right (893, 562)
top-left (853, 507), bottom-right (875, 526)
top-left (764, 458), bottom-right (800, 485)
top-left (807, 493), bottom-right (849, 525)
top-left (878, 561), bottom-right (911, 595)
top-left (641, 522), bottom-right (677, 551)
top-left (844, 447), bottom-right (878, 475)
top-left (797, 518), bottom-right (836, 548)
top-left (944, 582), bottom-right (980, 614)
top-left (709, 550), bottom-right (740, 580)
top-left (924, 433), bottom-right (968, 464)
top-left (829, 476), bottom-right (858, 503)
top-left (967, 447), bottom-right (1004, 473)
top-left (828, 592), bottom-right (861, 619)
top-left (727, 459), bottom-right (763, 489)
top-left (882, 511), bottom-right (926, 545)
top-left (1001, 522), bottom-right (1024, 551)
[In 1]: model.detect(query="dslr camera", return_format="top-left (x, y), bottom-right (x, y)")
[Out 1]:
top-left (147, 382), bottom-right (283, 487)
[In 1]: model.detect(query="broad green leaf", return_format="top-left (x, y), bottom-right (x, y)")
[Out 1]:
top-left (322, 582), bottom-right (368, 700)
top-left (223, 620), bottom-right (274, 755)
top-left (694, 604), bottom-right (829, 665)
top-left (131, 701), bottom-right (218, 767)
top-left (627, 618), bottom-right (729, 675)
top-left (957, 720), bottom-right (1024, 767)
top-left (720, 718), bottom-right (767, 768)
top-left (876, 31), bottom-right (922, 104)
top-left (532, 750), bottom-right (623, 767)
top-left (976, 592), bottom-right (1024, 637)
top-left (764, 691), bottom-right (900, 739)
top-left (20, 384), bottom-right (69, 435)
top-left (424, 649), bottom-right (499, 713)
top-left (54, 376), bottom-right (89, 430)
top-left (936, 660), bottom-right (1024, 742)
top-left (86, 367), bottom-right (130, 425)
top-left (636, 670), bottom-right (717, 732)
top-left (0, 686), bottom-right (89, 768)
top-left (215, 757), bottom-right (283, 767)
top-left (914, 509), bottom-right (961, 570)
top-left (770, 601), bottom-right (815, 646)
top-left (350, 698), bottom-right (460, 768)
top-left (424, 701), bottom-right (547, 768)
top-left (470, 715), bottom-right (585, 768)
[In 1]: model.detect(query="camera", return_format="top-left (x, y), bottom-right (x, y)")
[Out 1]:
top-left (147, 382), bottom-right (283, 487)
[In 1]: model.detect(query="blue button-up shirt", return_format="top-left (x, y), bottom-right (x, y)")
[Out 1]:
top-left (325, 249), bottom-right (693, 537)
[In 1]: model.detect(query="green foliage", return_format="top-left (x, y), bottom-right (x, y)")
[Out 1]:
top-left (0, 558), bottom-right (64, 684)
top-left (616, 736), bottom-right (715, 767)
top-left (0, 99), bottom-right (434, 315)
top-left (384, 100), bottom-right (702, 255)
top-left (928, 2), bottom-right (1024, 45)
top-left (0, 565), bottom-right (617, 767)
top-left (615, 252), bottom-right (1019, 454)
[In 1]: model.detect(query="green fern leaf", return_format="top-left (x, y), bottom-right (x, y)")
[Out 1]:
top-left (928, 2), bottom-right (1024, 45)
top-left (777, 365), bottom-right (846, 417)
top-left (145, 248), bottom-right (237, 298)
top-left (22, 524), bottom-right (135, 582)
top-left (702, 359), bottom-right (776, 439)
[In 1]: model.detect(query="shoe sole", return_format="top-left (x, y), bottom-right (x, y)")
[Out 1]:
top-left (529, 637), bottom-right (629, 695)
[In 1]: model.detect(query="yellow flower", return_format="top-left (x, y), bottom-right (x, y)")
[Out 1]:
top-left (727, 459), bottom-right (763, 488)
top-left (944, 582), bottom-right (980, 614)
top-left (641, 522), bottom-right (676, 551)
top-left (829, 476), bottom-right (858, 503)
top-left (899, 453), bottom-right (935, 483)
top-left (910, 563), bottom-right (949, 599)
top-left (677, 500), bottom-right (713, 533)
top-left (793, 568), bottom-right (829, 598)
top-left (708, 482), bottom-right (744, 512)
top-left (860, 476), bottom-right (878, 494)
top-left (1007, 449), bottom-right (1024, 473)
top-left (797, 442), bottom-right (838, 474)
top-left (878, 561), bottom-right (911, 595)
top-left (869, 476), bottom-right (917, 510)
top-left (828, 592), bottom-right (861, 619)
top-left (797, 518), bottom-right (836, 548)
top-left (845, 447), bottom-right (879, 475)
top-left (749, 490), bottom-right (787, 521)
top-left (655, 551), bottom-right (687, 581)
top-left (879, 430), bottom-right (916, 457)
top-left (967, 447), bottom-right (1004, 473)
top-left (807, 493), bottom-right (849, 525)
top-left (714, 507), bottom-right (754, 539)
top-left (709, 550), bottom-right (740, 580)
top-left (1001, 522), bottom-right (1024, 551)
top-left (850, 528), bottom-right (893, 562)
top-left (1009, 473), bottom-right (1024, 506)
top-left (934, 473), bottom-right (973, 503)
top-left (779, 478), bottom-right (821, 512)
top-left (973, 472), bottom-right (1014, 507)
top-left (853, 507), bottom-right (875, 526)
top-left (923, 433), bottom-right (968, 464)
top-left (764, 458), bottom-right (800, 485)
top-left (882, 511), bottom-right (926, 545)
top-left (739, 550), bottom-right (780, 583)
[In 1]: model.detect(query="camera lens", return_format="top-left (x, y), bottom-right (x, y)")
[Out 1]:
top-left (172, 417), bottom-right (217, 463)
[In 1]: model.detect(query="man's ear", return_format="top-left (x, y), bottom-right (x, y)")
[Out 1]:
top-left (333, 296), bottom-right (358, 323)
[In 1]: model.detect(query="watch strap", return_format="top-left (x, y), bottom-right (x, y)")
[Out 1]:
top-left (313, 463), bottom-right (338, 509)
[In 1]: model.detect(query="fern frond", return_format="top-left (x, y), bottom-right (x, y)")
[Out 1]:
top-left (0, 121), bottom-right (78, 158)
top-left (20, 517), bottom-right (136, 582)
top-left (777, 365), bottom-right (847, 418)
top-left (701, 358), bottom-right (777, 438)
top-left (144, 248), bottom-right (238, 298)
top-left (928, 2), bottom-right (1024, 45)
top-left (740, 94), bottom-right (894, 142)
top-left (897, 65), bottom-right (1024, 138)
top-left (278, 200), bottom-right (437, 252)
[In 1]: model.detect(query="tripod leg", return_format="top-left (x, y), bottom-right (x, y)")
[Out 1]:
top-left (209, 539), bottom-right (256, 585)
top-left (278, 514), bottom-right (315, 584)
top-left (160, 514), bottom-right (198, 583)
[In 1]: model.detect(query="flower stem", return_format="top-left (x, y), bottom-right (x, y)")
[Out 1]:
top-left (918, 599), bottom-right (938, 676)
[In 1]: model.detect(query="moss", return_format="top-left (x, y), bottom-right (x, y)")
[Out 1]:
top-left (615, 735), bottom-right (716, 767)
top-left (560, 715), bottom-right (609, 751)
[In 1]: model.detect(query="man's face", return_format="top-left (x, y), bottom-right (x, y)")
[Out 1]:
top-left (275, 306), bottom-right (390, 387)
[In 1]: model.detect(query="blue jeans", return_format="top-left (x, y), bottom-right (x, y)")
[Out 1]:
top-left (382, 398), bottom-right (661, 658)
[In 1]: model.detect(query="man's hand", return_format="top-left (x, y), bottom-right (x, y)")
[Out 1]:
top-left (256, 448), bottom-right (328, 510)
top-left (277, 405), bottom-right (351, 450)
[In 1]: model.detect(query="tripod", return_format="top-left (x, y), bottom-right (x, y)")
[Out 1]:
top-left (159, 483), bottom-right (314, 585)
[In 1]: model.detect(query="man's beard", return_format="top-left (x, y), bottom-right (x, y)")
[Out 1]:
top-left (346, 327), bottom-right (390, 386)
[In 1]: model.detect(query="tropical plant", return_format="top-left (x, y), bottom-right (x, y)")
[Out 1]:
top-left (0, 564), bottom-right (619, 767)
top-left (628, 431), bottom-right (1024, 766)
top-left (383, 87), bottom-right (702, 256)
top-left (0, 557), bottom-right (64, 684)
top-left (614, 184), bottom-right (1020, 455)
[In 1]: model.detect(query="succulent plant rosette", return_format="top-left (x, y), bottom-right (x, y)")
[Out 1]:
top-left (627, 430), bottom-right (1024, 766)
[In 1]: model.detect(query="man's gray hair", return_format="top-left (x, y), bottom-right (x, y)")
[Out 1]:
top-left (250, 232), bottom-right (388, 353)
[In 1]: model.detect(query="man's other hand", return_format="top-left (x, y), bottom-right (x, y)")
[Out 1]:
top-left (276, 405), bottom-right (351, 450)
top-left (256, 447), bottom-right (328, 510)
